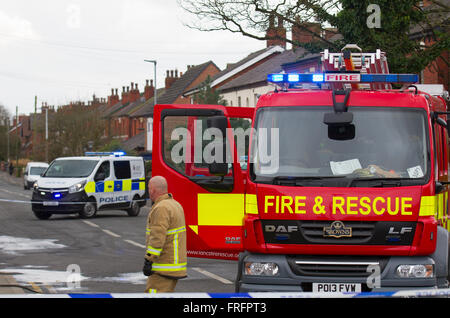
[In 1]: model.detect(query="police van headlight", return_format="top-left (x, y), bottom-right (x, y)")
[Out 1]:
top-left (68, 181), bottom-right (86, 194)
top-left (244, 262), bottom-right (279, 276)
top-left (396, 264), bottom-right (434, 278)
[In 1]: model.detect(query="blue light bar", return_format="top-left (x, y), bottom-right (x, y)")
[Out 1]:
top-left (267, 73), bottom-right (419, 85)
top-left (84, 151), bottom-right (127, 157)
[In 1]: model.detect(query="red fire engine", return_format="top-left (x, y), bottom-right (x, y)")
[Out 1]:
top-left (152, 45), bottom-right (449, 292)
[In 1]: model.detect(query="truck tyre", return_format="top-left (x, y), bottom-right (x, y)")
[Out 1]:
top-left (33, 211), bottom-right (52, 220)
top-left (127, 196), bottom-right (141, 217)
top-left (79, 199), bottom-right (97, 219)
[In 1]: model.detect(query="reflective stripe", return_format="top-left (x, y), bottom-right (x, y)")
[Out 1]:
top-left (146, 228), bottom-right (151, 235)
top-left (173, 233), bottom-right (179, 264)
top-left (167, 226), bottom-right (186, 235)
top-left (147, 245), bottom-right (162, 256)
top-left (152, 263), bottom-right (187, 271)
top-left (197, 194), bottom-right (244, 226)
top-left (419, 196), bottom-right (436, 216)
top-left (85, 179), bottom-right (145, 194)
top-left (245, 194), bottom-right (258, 214)
top-left (148, 289), bottom-right (156, 293)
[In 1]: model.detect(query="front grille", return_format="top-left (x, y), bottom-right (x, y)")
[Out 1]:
top-left (294, 261), bottom-right (376, 277)
top-left (300, 221), bottom-right (375, 244)
top-left (34, 188), bottom-right (69, 200)
top-left (287, 256), bottom-right (389, 278)
top-left (262, 220), bottom-right (416, 246)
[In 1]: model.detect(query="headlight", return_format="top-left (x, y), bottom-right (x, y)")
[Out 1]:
top-left (68, 181), bottom-right (86, 194)
top-left (396, 264), bottom-right (434, 278)
top-left (33, 182), bottom-right (38, 190)
top-left (244, 262), bottom-right (279, 276)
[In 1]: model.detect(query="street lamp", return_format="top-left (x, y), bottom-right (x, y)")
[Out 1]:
top-left (144, 59), bottom-right (157, 106)
top-left (144, 59), bottom-right (157, 152)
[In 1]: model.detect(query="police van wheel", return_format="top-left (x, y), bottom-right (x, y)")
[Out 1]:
top-left (79, 200), bottom-right (97, 219)
top-left (33, 211), bottom-right (52, 220)
top-left (126, 198), bottom-right (140, 217)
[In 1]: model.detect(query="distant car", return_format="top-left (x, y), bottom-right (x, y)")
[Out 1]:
top-left (24, 162), bottom-right (49, 190)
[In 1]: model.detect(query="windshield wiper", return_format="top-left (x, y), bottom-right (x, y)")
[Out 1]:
top-left (269, 176), bottom-right (347, 186)
top-left (346, 177), bottom-right (411, 187)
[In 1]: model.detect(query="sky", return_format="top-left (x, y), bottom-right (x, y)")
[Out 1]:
top-left (0, 0), bottom-right (265, 116)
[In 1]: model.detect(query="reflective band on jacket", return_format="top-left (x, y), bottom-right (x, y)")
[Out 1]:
top-left (167, 226), bottom-right (186, 235)
top-left (146, 227), bottom-right (186, 262)
top-left (152, 263), bottom-right (187, 271)
top-left (147, 245), bottom-right (162, 256)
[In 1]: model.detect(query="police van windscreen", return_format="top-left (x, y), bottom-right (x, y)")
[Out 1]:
top-left (43, 160), bottom-right (99, 178)
top-left (251, 106), bottom-right (429, 184)
top-left (30, 167), bottom-right (47, 175)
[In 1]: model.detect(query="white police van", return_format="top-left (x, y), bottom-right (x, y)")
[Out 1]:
top-left (31, 152), bottom-right (147, 220)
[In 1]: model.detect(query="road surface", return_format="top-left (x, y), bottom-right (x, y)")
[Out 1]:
top-left (0, 171), bottom-right (237, 294)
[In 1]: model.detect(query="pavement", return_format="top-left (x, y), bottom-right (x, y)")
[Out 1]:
top-left (0, 274), bottom-right (25, 294)
top-left (0, 170), bottom-right (22, 187)
top-left (0, 172), bottom-right (25, 294)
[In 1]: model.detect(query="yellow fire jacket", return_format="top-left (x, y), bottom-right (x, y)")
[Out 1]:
top-left (145, 193), bottom-right (187, 278)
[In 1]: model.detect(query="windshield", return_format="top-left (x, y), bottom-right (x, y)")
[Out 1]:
top-left (29, 167), bottom-right (47, 175)
top-left (43, 160), bottom-right (99, 178)
top-left (251, 106), bottom-right (429, 186)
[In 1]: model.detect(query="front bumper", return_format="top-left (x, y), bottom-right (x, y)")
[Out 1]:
top-left (236, 252), bottom-right (437, 293)
top-left (32, 189), bottom-right (88, 214)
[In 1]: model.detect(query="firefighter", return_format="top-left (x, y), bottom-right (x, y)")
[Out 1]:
top-left (143, 176), bottom-right (187, 293)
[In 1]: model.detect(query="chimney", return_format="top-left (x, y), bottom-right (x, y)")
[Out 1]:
top-left (165, 69), bottom-right (179, 89)
top-left (108, 89), bottom-right (119, 106)
top-left (122, 86), bottom-right (129, 104)
top-left (128, 82), bottom-right (140, 103)
top-left (144, 79), bottom-right (155, 100)
top-left (292, 18), bottom-right (322, 46)
top-left (266, 15), bottom-right (286, 48)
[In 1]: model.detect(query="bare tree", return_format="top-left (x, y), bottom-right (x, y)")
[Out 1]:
top-left (179, 0), bottom-right (449, 74)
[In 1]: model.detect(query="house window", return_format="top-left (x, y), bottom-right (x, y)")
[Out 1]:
top-left (246, 97), bottom-right (249, 107)
top-left (238, 96), bottom-right (241, 107)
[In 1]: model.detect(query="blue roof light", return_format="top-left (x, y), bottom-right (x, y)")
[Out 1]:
top-left (312, 74), bottom-right (324, 82)
top-left (267, 72), bottom-right (419, 85)
top-left (84, 151), bottom-right (127, 157)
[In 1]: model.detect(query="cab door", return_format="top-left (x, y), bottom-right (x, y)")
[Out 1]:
top-left (152, 104), bottom-right (253, 260)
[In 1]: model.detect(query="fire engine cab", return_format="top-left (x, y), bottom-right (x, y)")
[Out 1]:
top-left (152, 45), bottom-right (450, 292)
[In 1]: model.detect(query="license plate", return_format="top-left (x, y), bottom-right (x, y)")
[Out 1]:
top-left (313, 283), bottom-right (361, 293)
top-left (43, 201), bottom-right (59, 206)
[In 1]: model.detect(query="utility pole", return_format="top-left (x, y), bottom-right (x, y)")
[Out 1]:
top-left (15, 106), bottom-right (19, 167)
top-left (144, 59), bottom-right (157, 152)
top-left (45, 106), bottom-right (48, 163)
top-left (33, 95), bottom-right (37, 159)
top-left (6, 116), bottom-right (9, 162)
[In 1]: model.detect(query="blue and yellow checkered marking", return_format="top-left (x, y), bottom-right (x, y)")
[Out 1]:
top-left (85, 178), bottom-right (145, 194)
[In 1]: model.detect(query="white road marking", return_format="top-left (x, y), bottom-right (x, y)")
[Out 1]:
top-left (81, 220), bottom-right (100, 228)
top-left (124, 240), bottom-right (145, 249)
top-left (191, 267), bottom-right (233, 285)
top-left (102, 229), bottom-right (121, 238)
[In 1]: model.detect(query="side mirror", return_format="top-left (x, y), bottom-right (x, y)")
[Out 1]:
top-left (436, 117), bottom-right (447, 129)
